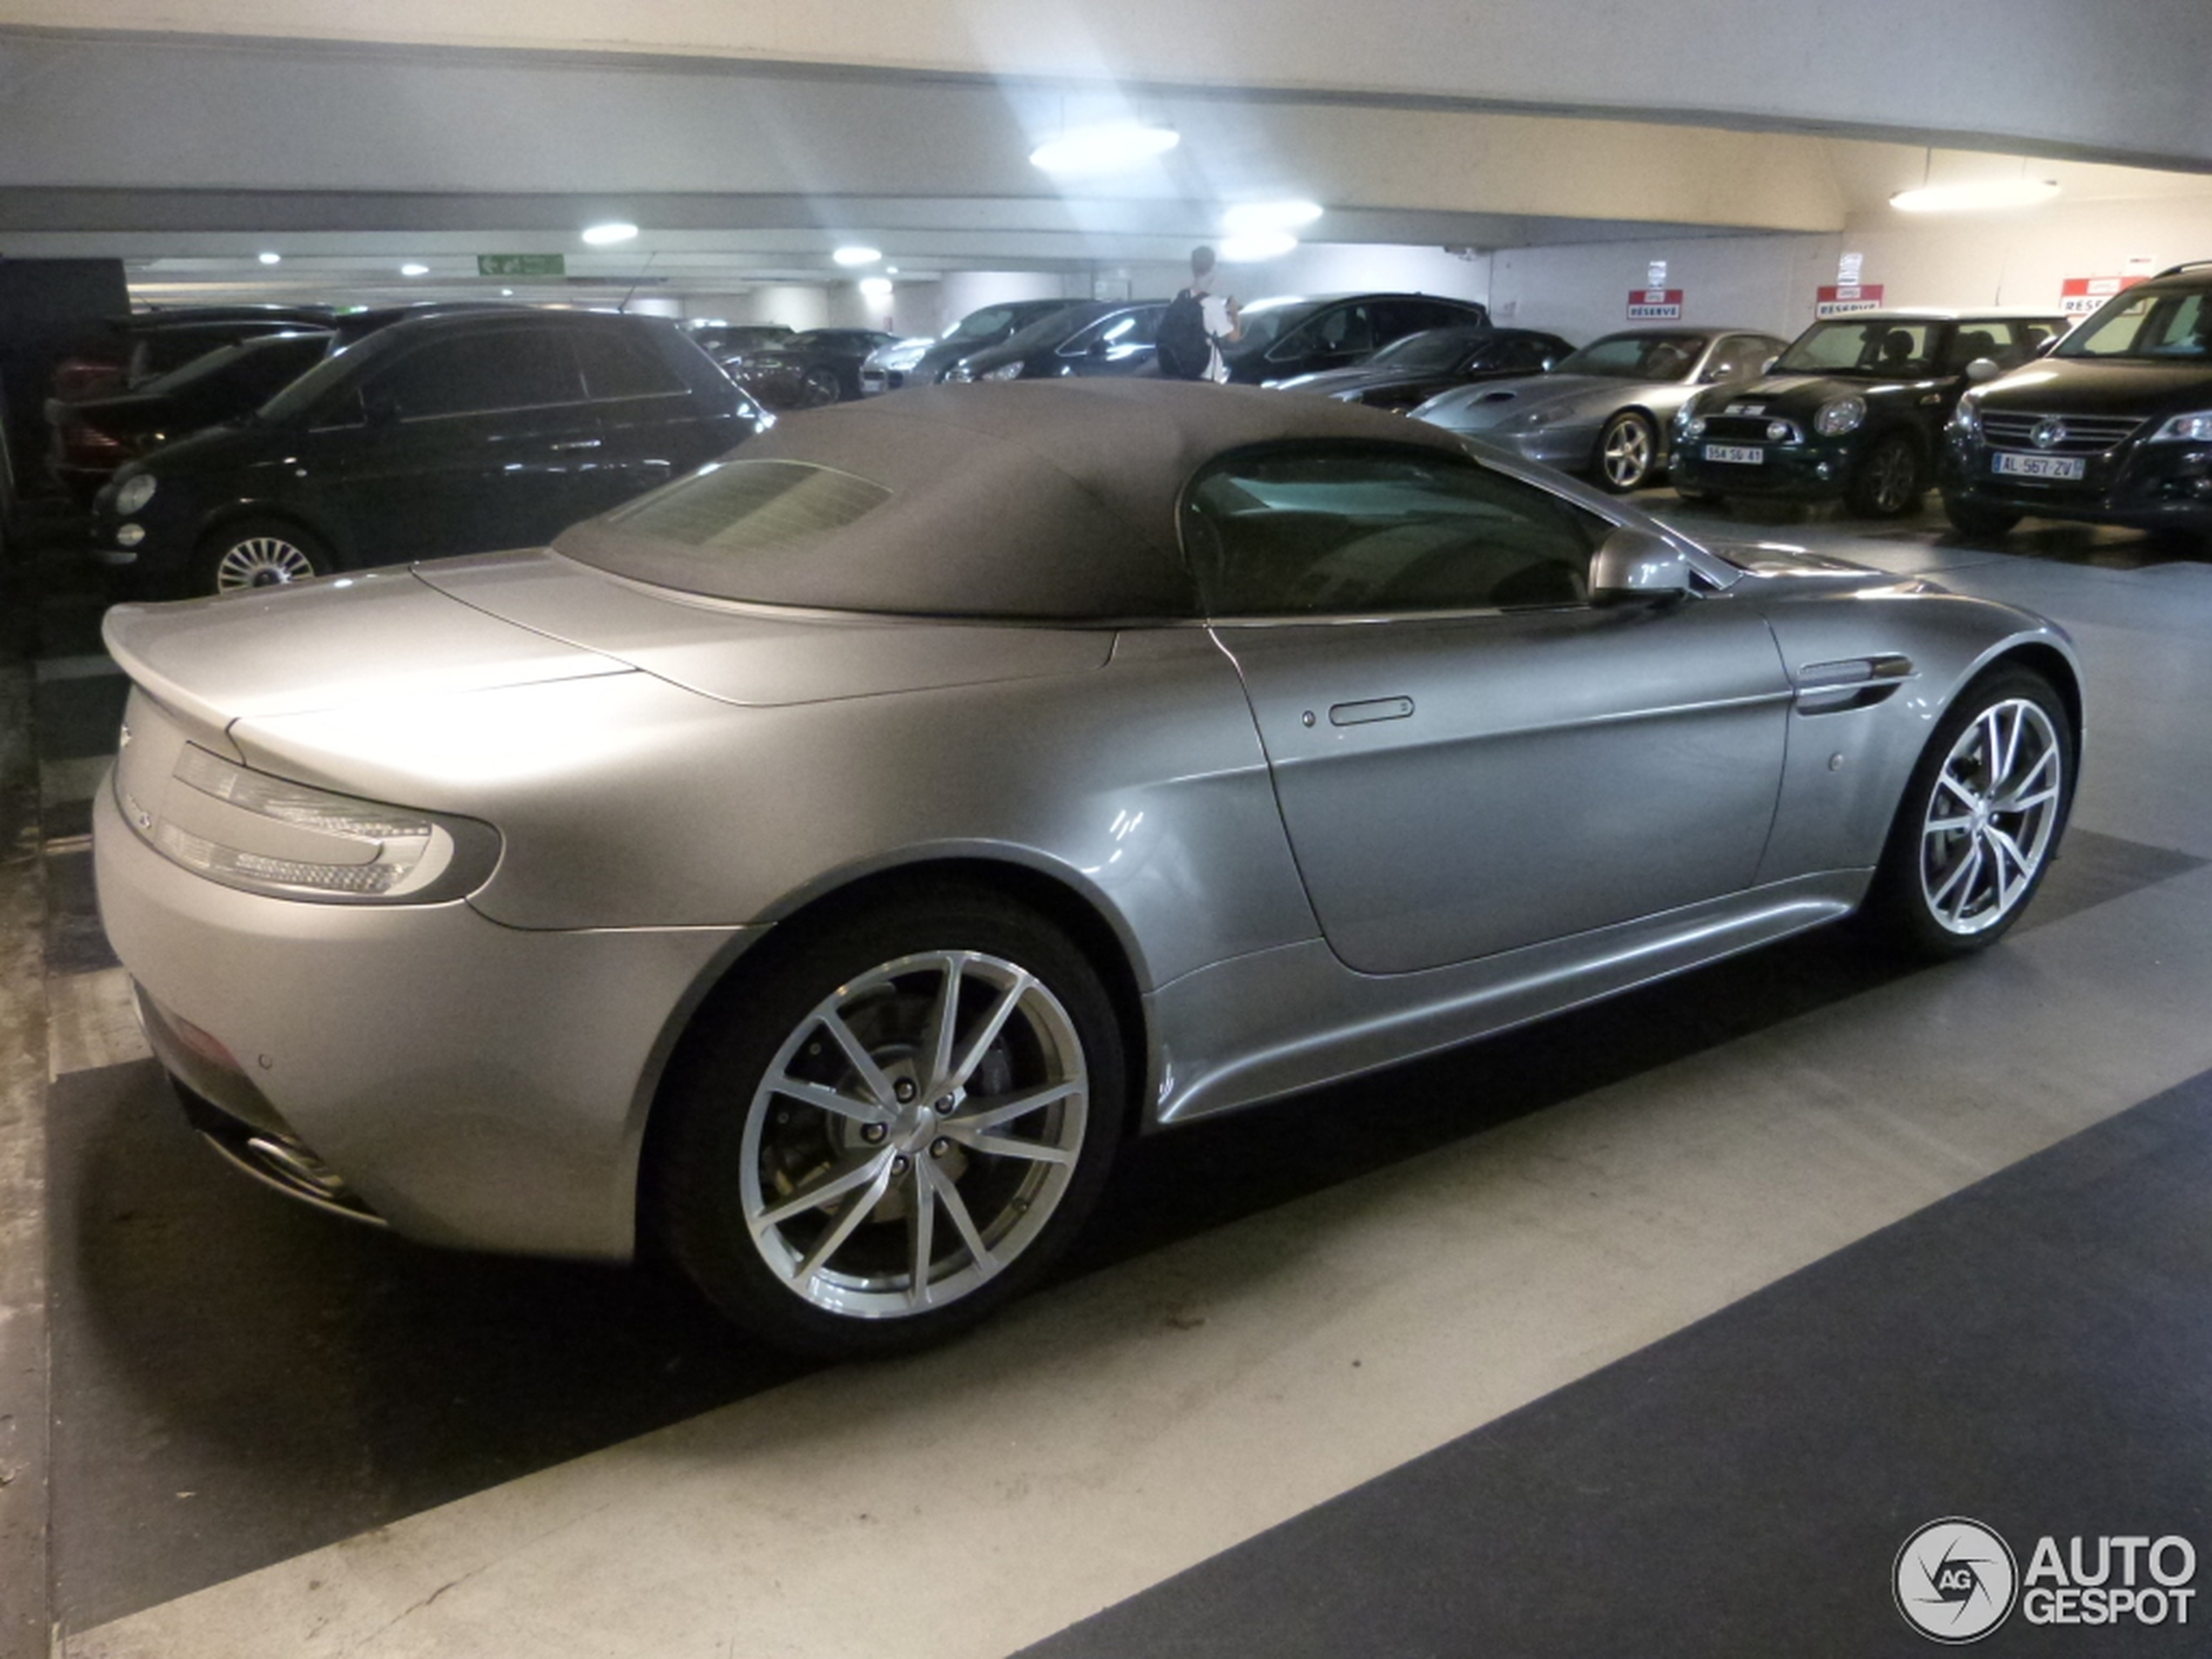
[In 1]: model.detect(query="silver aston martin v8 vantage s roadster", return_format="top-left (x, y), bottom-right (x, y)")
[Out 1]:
top-left (94, 379), bottom-right (2081, 1356)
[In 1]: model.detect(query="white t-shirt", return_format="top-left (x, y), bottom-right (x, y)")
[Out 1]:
top-left (1199, 293), bottom-right (1237, 383)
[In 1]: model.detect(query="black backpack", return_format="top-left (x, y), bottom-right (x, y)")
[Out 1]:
top-left (1155, 289), bottom-right (1211, 381)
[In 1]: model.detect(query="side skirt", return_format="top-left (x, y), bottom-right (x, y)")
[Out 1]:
top-left (1145, 870), bottom-right (1870, 1129)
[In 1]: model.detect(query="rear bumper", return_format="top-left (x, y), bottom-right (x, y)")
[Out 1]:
top-left (95, 780), bottom-right (757, 1258)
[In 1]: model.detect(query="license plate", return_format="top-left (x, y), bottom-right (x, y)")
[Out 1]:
top-left (1993, 451), bottom-right (2086, 482)
top-left (1703, 443), bottom-right (1764, 465)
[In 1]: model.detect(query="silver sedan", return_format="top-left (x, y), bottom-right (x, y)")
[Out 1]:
top-left (95, 380), bottom-right (2080, 1356)
top-left (1413, 327), bottom-right (1788, 491)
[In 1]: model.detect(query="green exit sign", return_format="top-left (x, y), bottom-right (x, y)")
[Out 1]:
top-left (476, 253), bottom-right (567, 278)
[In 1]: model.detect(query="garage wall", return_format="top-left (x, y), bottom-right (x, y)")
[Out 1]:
top-left (1489, 194), bottom-right (2212, 347)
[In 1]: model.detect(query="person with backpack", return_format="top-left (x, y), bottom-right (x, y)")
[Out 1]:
top-left (1156, 246), bottom-right (1242, 381)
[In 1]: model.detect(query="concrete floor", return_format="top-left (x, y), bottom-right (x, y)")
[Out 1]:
top-left (4, 500), bottom-right (2211, 1657)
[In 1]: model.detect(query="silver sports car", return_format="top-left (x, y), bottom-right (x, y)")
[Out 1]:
top-left (95, 380), bottom-right (2080, 1356)
top-left (1413, 327), bottom-right (1789, 491)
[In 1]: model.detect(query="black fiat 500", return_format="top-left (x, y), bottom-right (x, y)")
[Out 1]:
top-left (1942, 261), bottom-right (2212, 540)
top-left (1673, 309), bottom-right (2066, 516)
top-left (91, 308), bottom-right (767, 596)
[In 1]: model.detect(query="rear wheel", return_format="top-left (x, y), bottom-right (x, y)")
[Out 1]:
top-left (1845, 432), bottom-right (1924, 517)
top-left (1595, 411), bottom-right (1658, 492)
top-left (194, 517), bottom-right (332, 596)
top-left (1862, 667), bottom-right (2073, 959)
top-left (1943, 496), bottom-right (2021, 539)
top-left (651, 888), bottom-right (1126, 1357)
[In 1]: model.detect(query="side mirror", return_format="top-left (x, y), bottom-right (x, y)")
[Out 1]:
top-left (1965, 357), bottom-right (2004, 384)
top-left (1589, 525), bottom-right (1696, 605)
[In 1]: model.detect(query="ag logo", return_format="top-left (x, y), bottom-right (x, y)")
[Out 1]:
top-left (1896, 1517), bottom-right (2020, 1642)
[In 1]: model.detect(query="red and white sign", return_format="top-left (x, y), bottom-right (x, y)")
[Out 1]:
top-left (1815, 283), bottom-right (1885, 319)
top-left (2060, 274), bottom-right (2145, 317)
top-left (1628, 287), bottom-right (1684, 321)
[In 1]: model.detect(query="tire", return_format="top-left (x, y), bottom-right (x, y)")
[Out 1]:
top-left (1861, 666), bottom-right (2074, 960)
top-left (796, 365), bottom-right (842, 408)
top-left (651, 887), bottom-right (1127, 1357)
top-left (195, 516), bottom-right (332, 596)
top-left (1942, 496), bottom-right (2021, 539)
top-left (1595, 411), bottom-right (1658, 492)
top-left (1844, 432), bottom-right (1925, 517)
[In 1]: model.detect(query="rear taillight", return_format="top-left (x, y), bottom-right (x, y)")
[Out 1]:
top-left (62, 423), bottom-right (129, 465)
top-left (52, 357), bottom-right (125, 400)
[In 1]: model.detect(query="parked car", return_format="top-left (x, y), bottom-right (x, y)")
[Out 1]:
top-left (942, 300), bottom-right (1169, 381)
top-left (49, 304), bottom-right (337, 401)
top-left (93, 379), bottom-right (2080, 1358)
top-left (46, 330), bottom-right (334, 503)
top-left (860, 300), bottom-right (1083, 394)
top-left (1941, 262), bottom-right (2212, 540)
top-left (1673, 309), bottom-right (2067, 516)
top-left (725, 329), bottom-right (897, 408)
top-left (1271, 326), bottom-right (1575, 410)
top-left (89, 308), bottom-right (768, 595)
top-left (1224, 293), bottom-right (1491, 385)
top-left (1414, 327), bottom-right (1786, 491)
top-left (689, 322), bottom-right (793, 359)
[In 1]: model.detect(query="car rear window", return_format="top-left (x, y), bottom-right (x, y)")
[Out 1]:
top-left (601, 458), bottom-right (890, 550)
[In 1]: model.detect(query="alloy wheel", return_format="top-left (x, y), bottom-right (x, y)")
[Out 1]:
top-left (738, 948), bottom-right (1089, 1318)
top-left (213, 535), bottom-right (320, 590)
top-left (1918, 698), bottom-right (2064, 934)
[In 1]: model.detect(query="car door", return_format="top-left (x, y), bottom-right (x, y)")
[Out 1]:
top-left (310, 327), bottom-right (601, 560)
top-left (573, 326), bottom-right (711, 513)
top-left (1188, 443), bottom-right (1793, 974)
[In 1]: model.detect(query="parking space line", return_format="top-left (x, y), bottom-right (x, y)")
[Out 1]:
top-left (47, 969), bottom-right (148, 1081)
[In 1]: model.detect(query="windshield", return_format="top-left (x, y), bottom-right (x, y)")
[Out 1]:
top-left (1774, 319), bottom-right (1938, 377)
top-left (2056, 285), bottom-right (2212, 360)
top-left (257, 343), bottom-right (364, 422)
top-left (1366, 327), bottom-right (1491, 371)
top-left (942, 301), bottom-right (1065, 343)
top-left (1554, 334), bottom-right (1709, 380)
top-left (1231, 300), bottom-right (1318, 354)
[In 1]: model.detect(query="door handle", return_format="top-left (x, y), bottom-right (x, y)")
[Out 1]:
top-left (550, 438), bottom-right (604, 451)
top-left (1329, 696), bottom-right (1415, 726)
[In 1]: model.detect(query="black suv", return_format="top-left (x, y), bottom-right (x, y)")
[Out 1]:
top-left (91, 308), bottom-right (767, 596)
top-left (1943, 262), bottom-right (2212, 539)
top-left (1673, 309), bottom-right (2065, 516)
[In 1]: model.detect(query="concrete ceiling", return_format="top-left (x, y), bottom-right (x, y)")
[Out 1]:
top-left (3, 7), bottom-right (2210, 307)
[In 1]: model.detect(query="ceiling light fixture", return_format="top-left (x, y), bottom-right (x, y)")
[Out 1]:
top-left (1028, 122), bottom-right (1179, 176)
top-left (581, 221), bottom-right (639, 246)
top-left (257, 251), bottom-right (282, 266)
top-left (833, 245), bottom-right (882, 266)
top-left (400, 262), bottom-right (430, 277)
top-left (1223, 199), bottom-right (1323, 234)
top-left (1218, 232), bottom-right (1298, 263)
top-left (1890, 179), bottom-right (2060, 213)
top-left (859, 276), bottom-right (894, 301)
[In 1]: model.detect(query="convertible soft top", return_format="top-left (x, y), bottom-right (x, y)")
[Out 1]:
top-left (555, 379), bottom-right (1467, 620)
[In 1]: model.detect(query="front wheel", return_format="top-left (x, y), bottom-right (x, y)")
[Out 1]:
top-left (1595, 411), bottom-right (1658, 492)
top-left (651, 888), bottom-right (1126, 1357)
top-left (1861, 667), bottom-right (2074, 959)
top-left (796, 365), bottom-right (843, 408)
top-left (1845, 433), bottom-right (1925, 517)
top-left (195, 517), bottom-right (332, 595)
